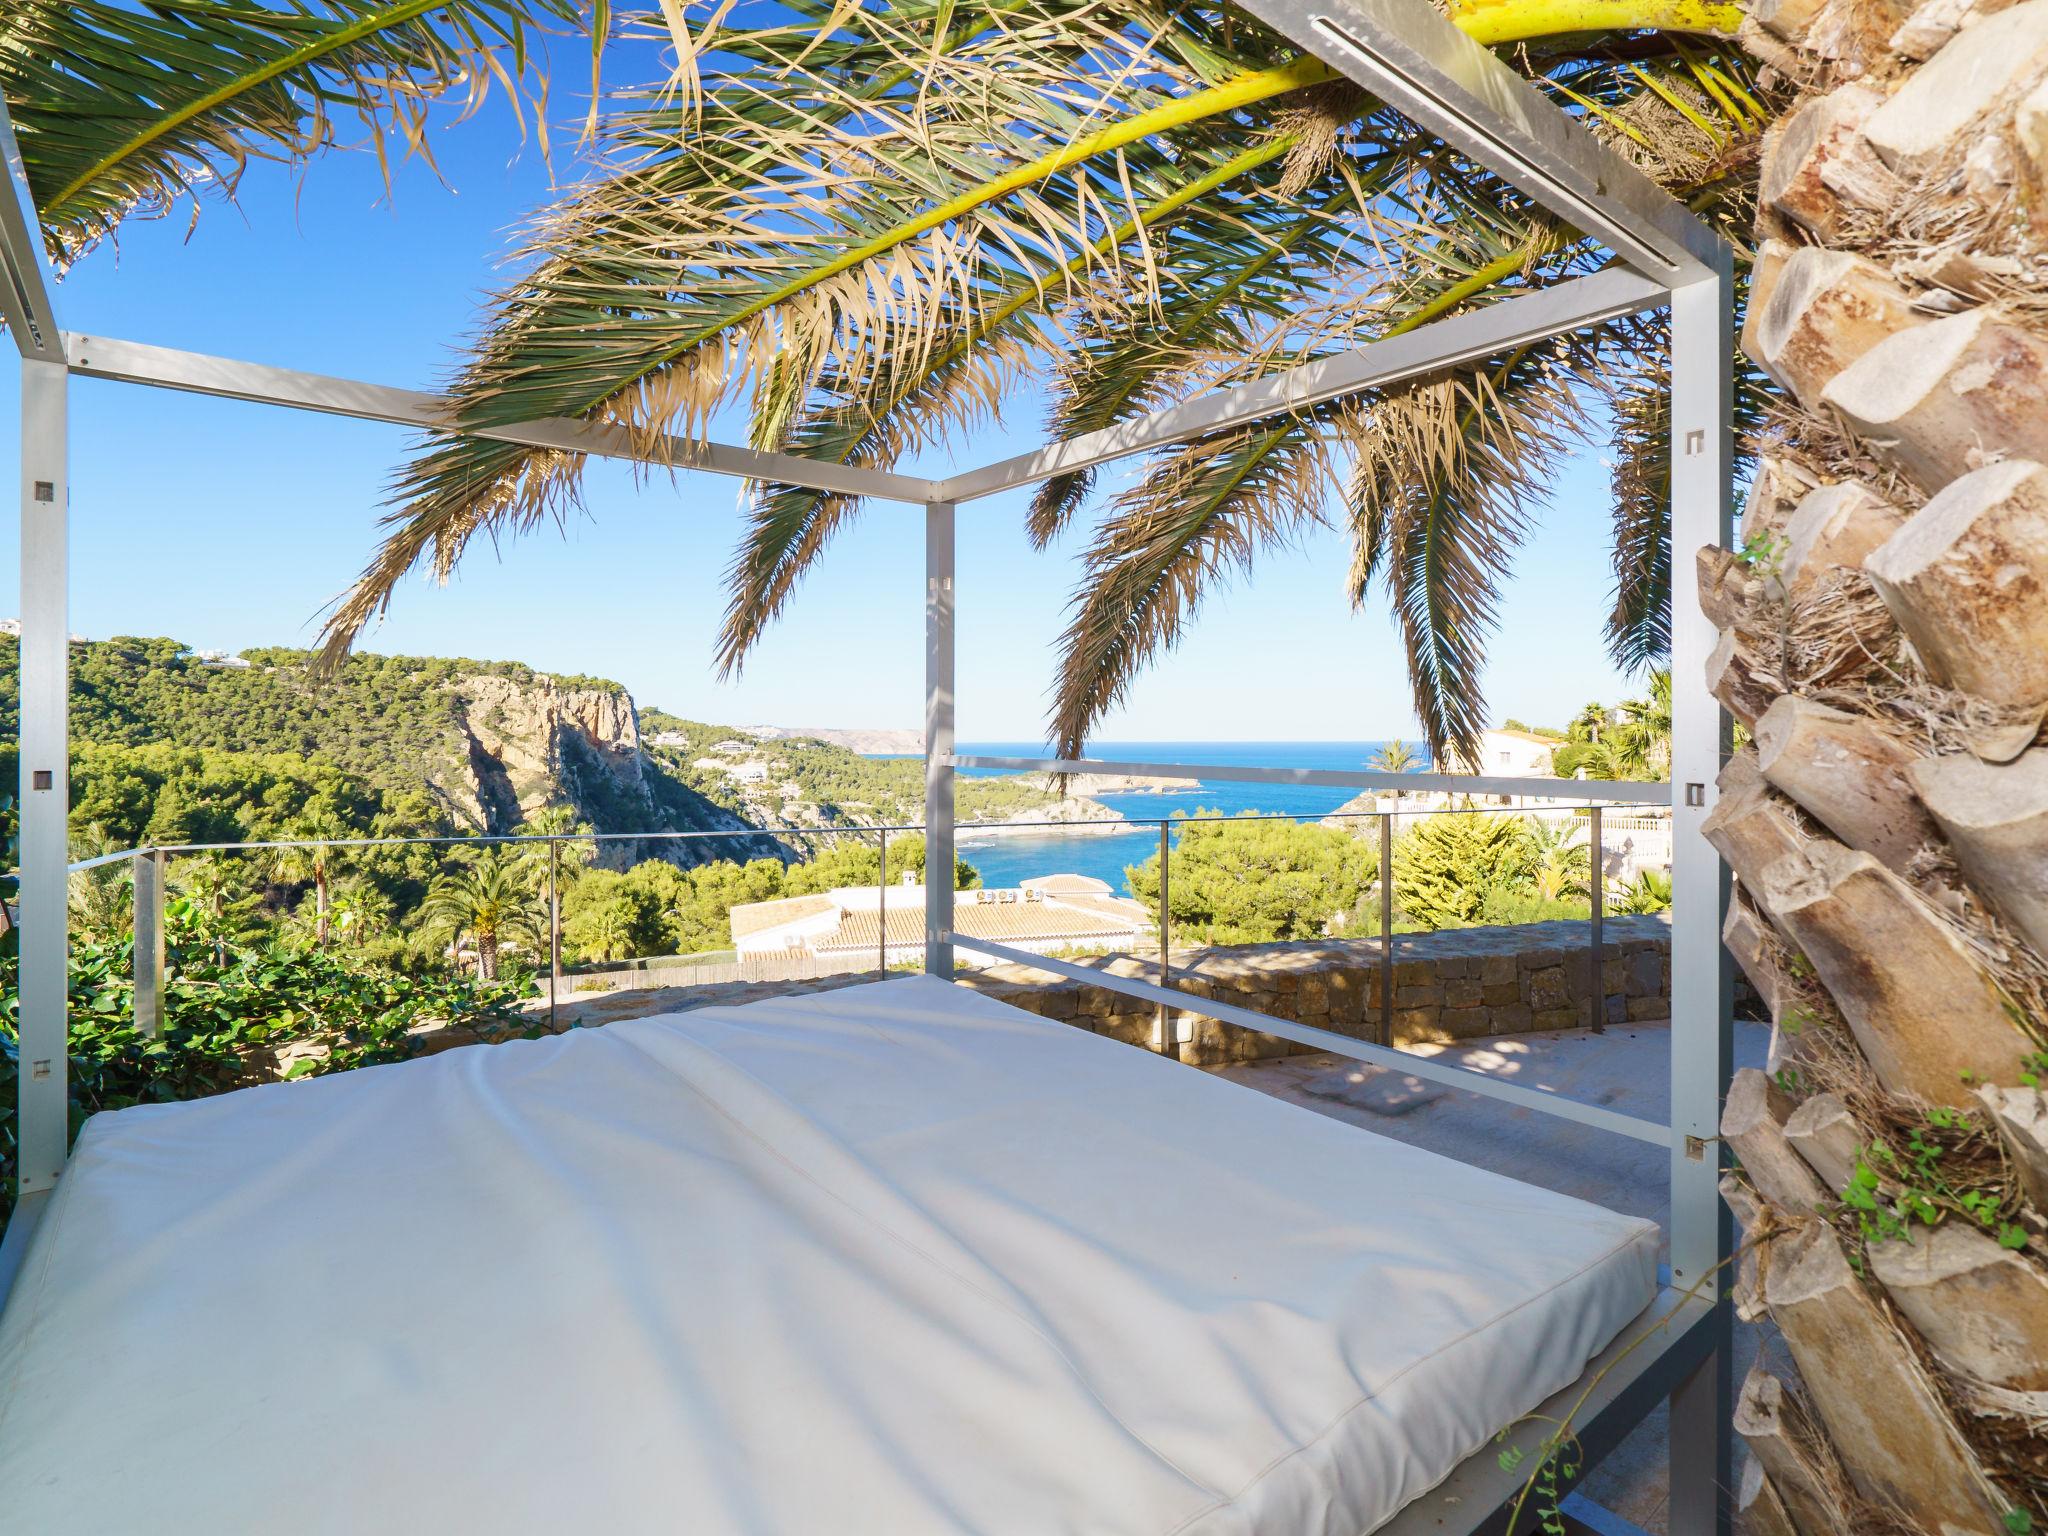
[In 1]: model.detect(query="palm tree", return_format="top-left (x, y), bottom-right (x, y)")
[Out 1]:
top-left (1368, 740), bottom-right (1420, 775)
top-left (169, 853), bottom-right (265, 961)
top-left (267, 806), bottom-right (351, 947)
top-left (1615, 668), bottom-right (1673, 780)
top-left (1568, 701), bottom-right (1612, 744)
top-left (66, 822), bottom-right (131, 942)
top-left (313, 0), bottom-right (1771, 764)
top-left (513, 805), bottom-right (595, 880)
top-left (1524, 816), bottom-right (1591, 904)
top-left (420, 850), bottom-right (543, 980)
top-left (0, 1), bottom-right (590, 267)
top-left (327, 877), bottom-right (398, 949)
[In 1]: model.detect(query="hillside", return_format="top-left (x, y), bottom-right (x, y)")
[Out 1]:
top-left (1, 635), bottom-right (1074, 862)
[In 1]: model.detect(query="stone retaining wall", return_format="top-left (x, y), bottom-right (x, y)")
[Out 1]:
top-left (958, 915), bottom-right (1674, 1067)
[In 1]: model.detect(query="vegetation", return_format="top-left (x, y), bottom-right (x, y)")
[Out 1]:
top-left (1126, 814), bottom-right (1374, 945)
top-left (420, 851), bottom-right (546, 980)
top-left (1127, 806), bottom-right (1662, 944)
top-left (1550, 670), bottom-right (1673, 781)
top-left (559, 834), bottom-right (978, 965)
top-left (1391, 812), bottom-right (1541, 930)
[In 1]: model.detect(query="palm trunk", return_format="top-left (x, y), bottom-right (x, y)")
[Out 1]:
top-left (1715, 12), bottom-right (2048, 1527)
top-left (478, 931), bottom-right (499, 982)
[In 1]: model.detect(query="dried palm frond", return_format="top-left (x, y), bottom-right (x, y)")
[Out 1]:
top-left (0, 0), bottom-right (593, 267)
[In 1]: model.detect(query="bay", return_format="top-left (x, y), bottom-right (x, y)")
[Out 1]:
top-left (923, 740), bottom-right (1433, 896)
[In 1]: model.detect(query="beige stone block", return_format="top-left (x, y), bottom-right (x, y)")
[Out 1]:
top-left (1628, 997), bottom-right (1673, 1022)
top-left (1534, 1007), bottom-right (1582, 1031)
top-left (1445, 979), bottom-right (1483, 1008)
top-left (1480, 954), bottom-right (1517, 985)
top-left (1491, 1003), bottom-right (1535, 1034)
top-left (1298, 974), bottom-right (1330, 1014)
top-left (1078, 987), bottom-right (1120, 1018)
top-left (1440, 1006), bottom-right (1491, 1039)
top-left (1482, 982), bottom-right (1521, 1007)
top-left (1529, 969), bottom-right (1570, 1010)
top-left (1393, 1005), bottom-right (1442, 1035)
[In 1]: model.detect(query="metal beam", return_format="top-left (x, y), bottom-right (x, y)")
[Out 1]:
top-left (924, 501), bottom-right (957, 979)
top-left (963, 938), bottom-right (1673, 1145)
top-left (1665, 261), bottom-right (1737, 1536)
top-left (952, 753), bottom-right (1673, 806)
top-left (932, 269), bottom-right (1663, 503)
top-left (62, 333), bottom-right (941, 505)
top-left (1235, 0), bottom-right (1728, 285)
top-left (0, 98), bottom-right (59, 360)
top-left (17, 358), bottom-right (69, 1193)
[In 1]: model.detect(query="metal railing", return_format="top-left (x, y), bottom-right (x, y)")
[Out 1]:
top-left (58, 794), bottom-right (1669, 1049)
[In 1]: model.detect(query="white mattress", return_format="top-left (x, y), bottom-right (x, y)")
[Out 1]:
top-left (0, 976), bottom-right (1655, 1535)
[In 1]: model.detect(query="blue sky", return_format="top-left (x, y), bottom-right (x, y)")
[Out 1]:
top-left (1, 79), bottom-right (1643, 744)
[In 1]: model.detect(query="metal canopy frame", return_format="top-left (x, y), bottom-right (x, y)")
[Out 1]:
top-left (1, 3), bottom-right (1737, 1530)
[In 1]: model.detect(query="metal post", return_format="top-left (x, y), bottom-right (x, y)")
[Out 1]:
top-left (877, 827), bottom-right (888, 980)
top-left (923, 501), bottom-right (956, 979)
top-left (1588, 806), bottom-right (1605, 1034)
top-left (1378, 812), bottom-right (1396, 1046)
top-left (1666, 261), bottom-right (1737, 1536)
top-left (17, 357), bottom-right (69, 1193)
top-left (133, 850), bottom-right (166, 1038)
top-left (1154, 820), bottom-right (1175, 1056)
top-left (548, 839), bottom-right (561, 1030)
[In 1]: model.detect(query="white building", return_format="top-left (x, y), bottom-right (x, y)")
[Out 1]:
top-left (731, 873), bottom-right (1153, 965)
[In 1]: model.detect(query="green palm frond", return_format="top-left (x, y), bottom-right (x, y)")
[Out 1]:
top-left (284, 1), bottom-right (1780, 766)
top-left (1043, 200), bottom-right (1590, 759)
top-left (1605, 360), bottom-right (1675, 673)
top-left (711, 124), bottom-right (1344, 675)
top-left (1602, 309), bottom-right (1770, 674)
top-left (1348, 343), bottom-right (1599, 762)
top-left (1048, 408), bottom-right (1344, 759)
top-left (0, 0), bottom-right (596, 265)
top-left (318, 0), bottom-right (1756, 664)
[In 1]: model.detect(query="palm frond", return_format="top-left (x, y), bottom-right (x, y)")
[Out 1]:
top-left (0, 0), bottom-right (594, 265)
top-left (1047, 410), bottom-right (1343, 758)
top-left (1347, 343), bottom-right (1599, 762)
top-left (320, 0), bottom-right (1761, 661)
top-left (1602, 306), bottom-right (1770, 675)
top-left (1605, 362), bottom-right (1673, 673)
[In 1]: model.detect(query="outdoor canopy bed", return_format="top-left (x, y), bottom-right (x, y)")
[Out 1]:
top-left (0, 1), bottom-right (1738, 1531)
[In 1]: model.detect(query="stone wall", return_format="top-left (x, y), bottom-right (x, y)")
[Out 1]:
top-left (958, 915), bottom-right (1674, 1067)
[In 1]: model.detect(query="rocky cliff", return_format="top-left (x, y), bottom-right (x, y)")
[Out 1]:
top-left (437, 673), bottom-right (782, 867)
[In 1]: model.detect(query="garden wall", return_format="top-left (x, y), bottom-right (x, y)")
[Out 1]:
top-left (959, 914), bottom-right (1675, 1067)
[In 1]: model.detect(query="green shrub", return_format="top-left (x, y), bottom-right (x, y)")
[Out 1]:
top-left (1391, 812), bottom-right (1537, 929)
top-left (1126, 813), bottom-right (1375, 945)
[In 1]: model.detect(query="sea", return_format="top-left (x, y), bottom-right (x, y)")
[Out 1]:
top-left (896, 741), bottom-right (1431, 896)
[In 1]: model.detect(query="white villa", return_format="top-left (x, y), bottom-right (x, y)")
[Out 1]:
top-left (1440, 728), bottom-right (1561, 778)
top-left (731, 873), bottom-right (1154, 965)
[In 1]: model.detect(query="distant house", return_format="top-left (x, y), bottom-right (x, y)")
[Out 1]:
top-left (1442, 728), bottom-right (1559, 779)
top-left (1403, 728), bottom-right (1575, 811)
top-left (694, 756), bottom-right (770, 784)
top-left (730, 872), bottom-right (1152, 965)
